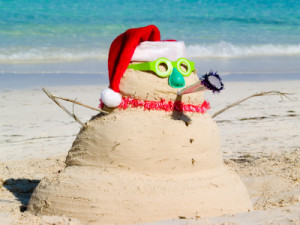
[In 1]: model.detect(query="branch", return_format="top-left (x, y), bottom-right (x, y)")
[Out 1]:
top-left (42, 88), bottom-right (87, 128)
top-left (51, 95), bottom-right (108, 114)
top-left (212, 91), bottom-right (293, 118)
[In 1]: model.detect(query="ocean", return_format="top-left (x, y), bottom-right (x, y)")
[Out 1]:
top-left (1, 0), bottom-right (300, 88)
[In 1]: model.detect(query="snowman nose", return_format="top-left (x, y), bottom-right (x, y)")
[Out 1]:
top-left (168, 68), bottom-right (185, 88)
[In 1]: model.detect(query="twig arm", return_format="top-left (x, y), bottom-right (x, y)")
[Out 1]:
top-left (52, 95), bottom-right (108, 114)
top-left (212, 91), bottom-right (293, 118)
top-left (42, 88), bottom-right (87, 128)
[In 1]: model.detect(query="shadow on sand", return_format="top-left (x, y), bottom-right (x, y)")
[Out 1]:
top-left (3, 178), bottom-right (40, 211)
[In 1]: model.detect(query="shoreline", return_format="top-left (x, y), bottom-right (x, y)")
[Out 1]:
top-left (1, 55), bottom-right (300, 91)
top-left (1, 72), bottom-right (300, 91)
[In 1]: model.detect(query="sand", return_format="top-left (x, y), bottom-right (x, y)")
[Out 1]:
top-left (1, 80), bottom-right (300, 224)
top-left (26, 69), bottom-right (252, 224)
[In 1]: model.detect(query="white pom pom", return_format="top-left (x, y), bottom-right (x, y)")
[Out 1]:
top-left (101, 88), bottom-right (122, 108)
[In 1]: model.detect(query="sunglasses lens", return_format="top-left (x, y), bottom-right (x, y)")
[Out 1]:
top-left (177, 58), bottom-right (192, 77)
top-left (155, 58), bottom-right (172, 77)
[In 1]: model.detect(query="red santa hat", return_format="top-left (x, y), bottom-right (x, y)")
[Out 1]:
top-left (101, 25), bottom-right (186, 108)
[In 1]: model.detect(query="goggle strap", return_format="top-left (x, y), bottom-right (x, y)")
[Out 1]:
top-left (127, 62), bottom-right (153, 71)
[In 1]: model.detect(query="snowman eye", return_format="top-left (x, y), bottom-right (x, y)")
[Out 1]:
top-left (176, 58), bottom-right (192, 77)
top-left (180, 63), bottom-right (188, 72)
top-left (154, 58), bottom-right (173, 77)
top-left (158, 62), bottom-right (168, 73)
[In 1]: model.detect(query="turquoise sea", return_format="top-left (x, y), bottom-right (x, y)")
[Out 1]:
top-left (1, 0), bottom-right (300, 88)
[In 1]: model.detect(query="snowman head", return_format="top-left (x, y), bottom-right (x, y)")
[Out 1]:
top-left (101, 25), bottom-right (203, 108)
top-left (118, 41), bottom-right (203, 104)
top-left (128, 41), bottom-right (192, 89)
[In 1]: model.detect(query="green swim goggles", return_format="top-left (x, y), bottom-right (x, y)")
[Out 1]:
top-left (127, 57), bottom-right (195, 78)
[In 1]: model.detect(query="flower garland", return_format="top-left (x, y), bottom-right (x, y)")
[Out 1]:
top-left (99, 97), bottom-right (210, 113)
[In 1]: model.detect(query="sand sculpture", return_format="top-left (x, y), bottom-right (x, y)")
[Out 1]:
top-left (28, 25), bottom-right (252, 224)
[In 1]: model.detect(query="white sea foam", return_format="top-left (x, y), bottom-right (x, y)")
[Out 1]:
top-left (0, 47), bottom-right (107, 64)
top-left (186, 41), bottom-right (300, 58)
top-left (1, 42), bottom-right (300, 64)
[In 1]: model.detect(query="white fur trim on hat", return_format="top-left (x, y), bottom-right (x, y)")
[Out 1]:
top-left (101, 88), bottom-right (122, 108)
top-left (131, 41), bottom-right (185, 62)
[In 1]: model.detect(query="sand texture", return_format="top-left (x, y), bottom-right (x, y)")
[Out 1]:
top-left (1, 80), bottom-right (300, 224)
top-left (27, 69), bottom-right (252, 224)
top-left (28, 111), bottom-right (252, 224)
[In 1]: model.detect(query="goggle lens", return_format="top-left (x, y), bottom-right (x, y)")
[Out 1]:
top-left (155, 58), bottom-right (173, 77)
top-left (176, 58), bottom-right (192, 77)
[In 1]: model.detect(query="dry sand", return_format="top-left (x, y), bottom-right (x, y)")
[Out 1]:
top-left (1, 80), bottom-right (300, 224)
top-left (27, 70), bottom-right (252, 224)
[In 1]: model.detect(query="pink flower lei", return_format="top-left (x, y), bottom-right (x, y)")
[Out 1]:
top-left (99, 97), bottom-right (210, 113)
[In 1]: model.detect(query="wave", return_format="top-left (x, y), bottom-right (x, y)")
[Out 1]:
top-left (0, 47), bottom-right (108, 64)
top-left (186, 41), bottom-right (300, 58)
top-left (1, 42), bottom-right (300, 64)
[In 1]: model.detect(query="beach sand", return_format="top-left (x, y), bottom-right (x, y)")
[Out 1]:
top-left (1, 80), bottom-right (300, 224)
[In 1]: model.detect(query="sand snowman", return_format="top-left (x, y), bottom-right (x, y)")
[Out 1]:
top-left (28, 25), bottom-right (252, 224)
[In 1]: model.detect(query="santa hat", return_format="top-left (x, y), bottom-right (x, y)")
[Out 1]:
top-left (101, 25), bottom-right (186, 108)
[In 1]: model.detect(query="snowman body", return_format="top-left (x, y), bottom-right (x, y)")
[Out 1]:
top-left (28, 67), bottom-right (252, 224)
